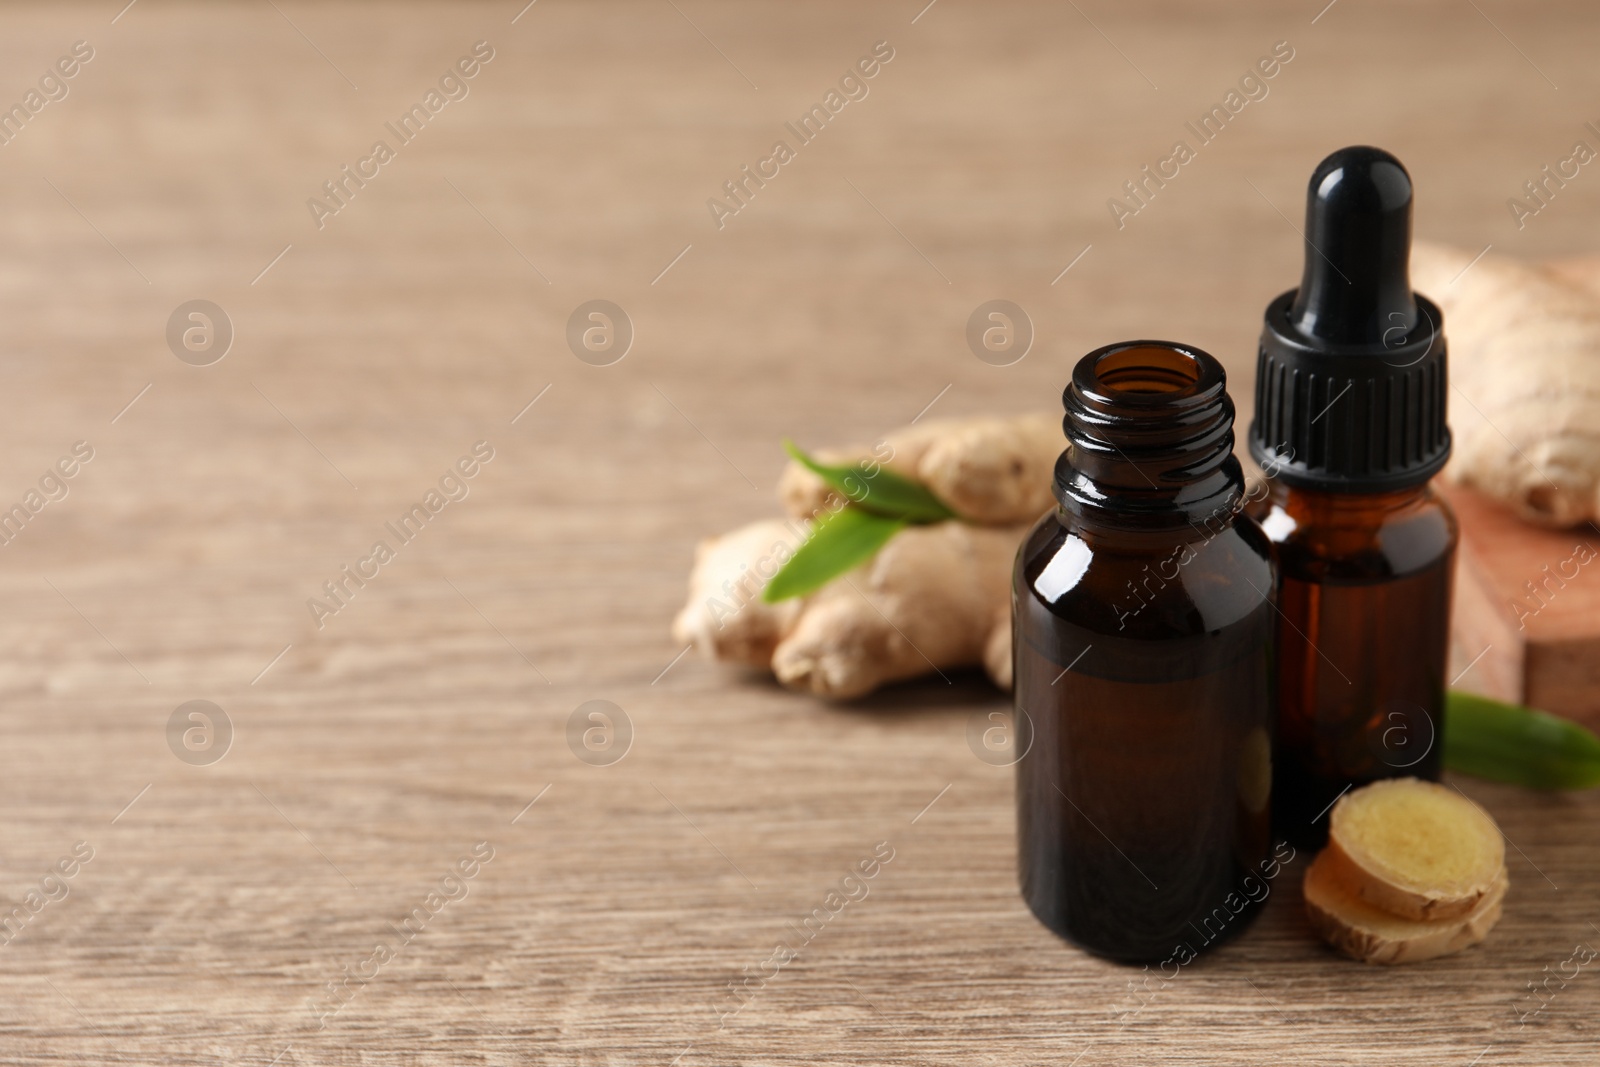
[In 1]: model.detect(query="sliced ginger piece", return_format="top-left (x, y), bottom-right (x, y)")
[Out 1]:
top-left (1326, 778), bottom-right (1505, 921)
top-left (1304, 850), bottom-right (1507, 965)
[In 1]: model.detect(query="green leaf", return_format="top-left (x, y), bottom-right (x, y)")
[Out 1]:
top-left (784, 440), bottom-right (956, 522)
top-left (762, 506), bottom-right (908, 602)
top-left (1444, 690), bottom-right (1600, 790)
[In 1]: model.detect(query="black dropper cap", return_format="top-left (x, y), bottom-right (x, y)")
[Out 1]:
top-left (1248, 146), bottom-right (1450, 492)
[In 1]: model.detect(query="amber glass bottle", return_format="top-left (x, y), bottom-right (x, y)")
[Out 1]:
top-left (1015, 340), bottom-right (1276, 964)
top-left (1256, 484), bottom-right (1455, 845)
top-left (1248, 147), bottom-right (1456, 848)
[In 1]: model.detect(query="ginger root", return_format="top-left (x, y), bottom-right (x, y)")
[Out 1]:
top-left (778, 413), bottom-right (1061, 526)
top-left (772, 520), bottom-right (1024, 698)
top-left (1303, 777), bottom-right (1509, 964)
top-left (670, 518), bottom-right (809, 669)
top-left (674, 414), bottom-right (1056, 699)
top-left (1303, 850), bottom-right (1506, 966)
top-left (1412, 241), bottom-right (1600, 527)
top-left (1324, 777), bottom-right (1505, 922)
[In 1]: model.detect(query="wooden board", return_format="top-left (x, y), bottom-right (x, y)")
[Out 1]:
top-left (1, 2), bottom-right (1599, 1065)
top-left (1446, 483), bottom-right (1600, 725)
top-left (1443, 253), bottom-right (1600, 722)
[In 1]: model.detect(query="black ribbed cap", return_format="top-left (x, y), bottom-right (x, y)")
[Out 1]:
top-left (1248, 146), bottom-right (1451, 492)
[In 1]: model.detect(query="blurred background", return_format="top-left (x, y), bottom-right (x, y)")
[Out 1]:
top-left (1, 2), bottom-right (1597, 1064)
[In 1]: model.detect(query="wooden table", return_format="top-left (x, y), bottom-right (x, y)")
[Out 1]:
top-left (2, 2), bottom-right (1596, 1063)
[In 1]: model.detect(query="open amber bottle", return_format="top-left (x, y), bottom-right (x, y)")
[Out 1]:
top-left (1014, 340), bottom-right (1276, 963)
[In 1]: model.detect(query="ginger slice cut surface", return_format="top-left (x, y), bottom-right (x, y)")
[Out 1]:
top-left (1303, 850), bottom-right (1507, 965)
top-left (1326, 778), bottom-right (1505, 921)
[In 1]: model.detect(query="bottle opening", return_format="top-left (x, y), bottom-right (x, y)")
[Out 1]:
top-left (1089, 342), bottom-right (1206, 400)
top-left (1059, 339), bottom-right (1238, 521)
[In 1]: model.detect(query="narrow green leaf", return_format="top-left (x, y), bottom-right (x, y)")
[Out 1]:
top-left (1444, 690), bottom-right (1600, 790)
top-left (762, 507), bottom-right (908, 602)
top-left (784, 440), bottom-right (956, 522)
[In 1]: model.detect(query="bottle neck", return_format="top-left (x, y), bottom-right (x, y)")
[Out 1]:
top-left (1054, 341), bottom-right (1245, 539)
top-left (1269, 479), bottom-right (1434, 523)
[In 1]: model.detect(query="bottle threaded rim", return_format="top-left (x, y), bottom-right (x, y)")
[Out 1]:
top-left (1057, 341), bottom-right (1243, 528)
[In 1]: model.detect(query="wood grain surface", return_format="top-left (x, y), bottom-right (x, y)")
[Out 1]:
top-left (1, 2), bottom-right (1597, 1065)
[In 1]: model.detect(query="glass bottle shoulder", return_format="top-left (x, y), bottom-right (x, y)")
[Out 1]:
top-left (1253, 481), bottom-right (1457, 582)
top-left (1016, 508), bottom-right (1276, 639)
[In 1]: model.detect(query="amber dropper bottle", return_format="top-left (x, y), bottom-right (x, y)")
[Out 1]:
top-left (1248, 146), bottom-right (1456, 849)
top-left (1015, 341), bottom-right (1277, 964)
